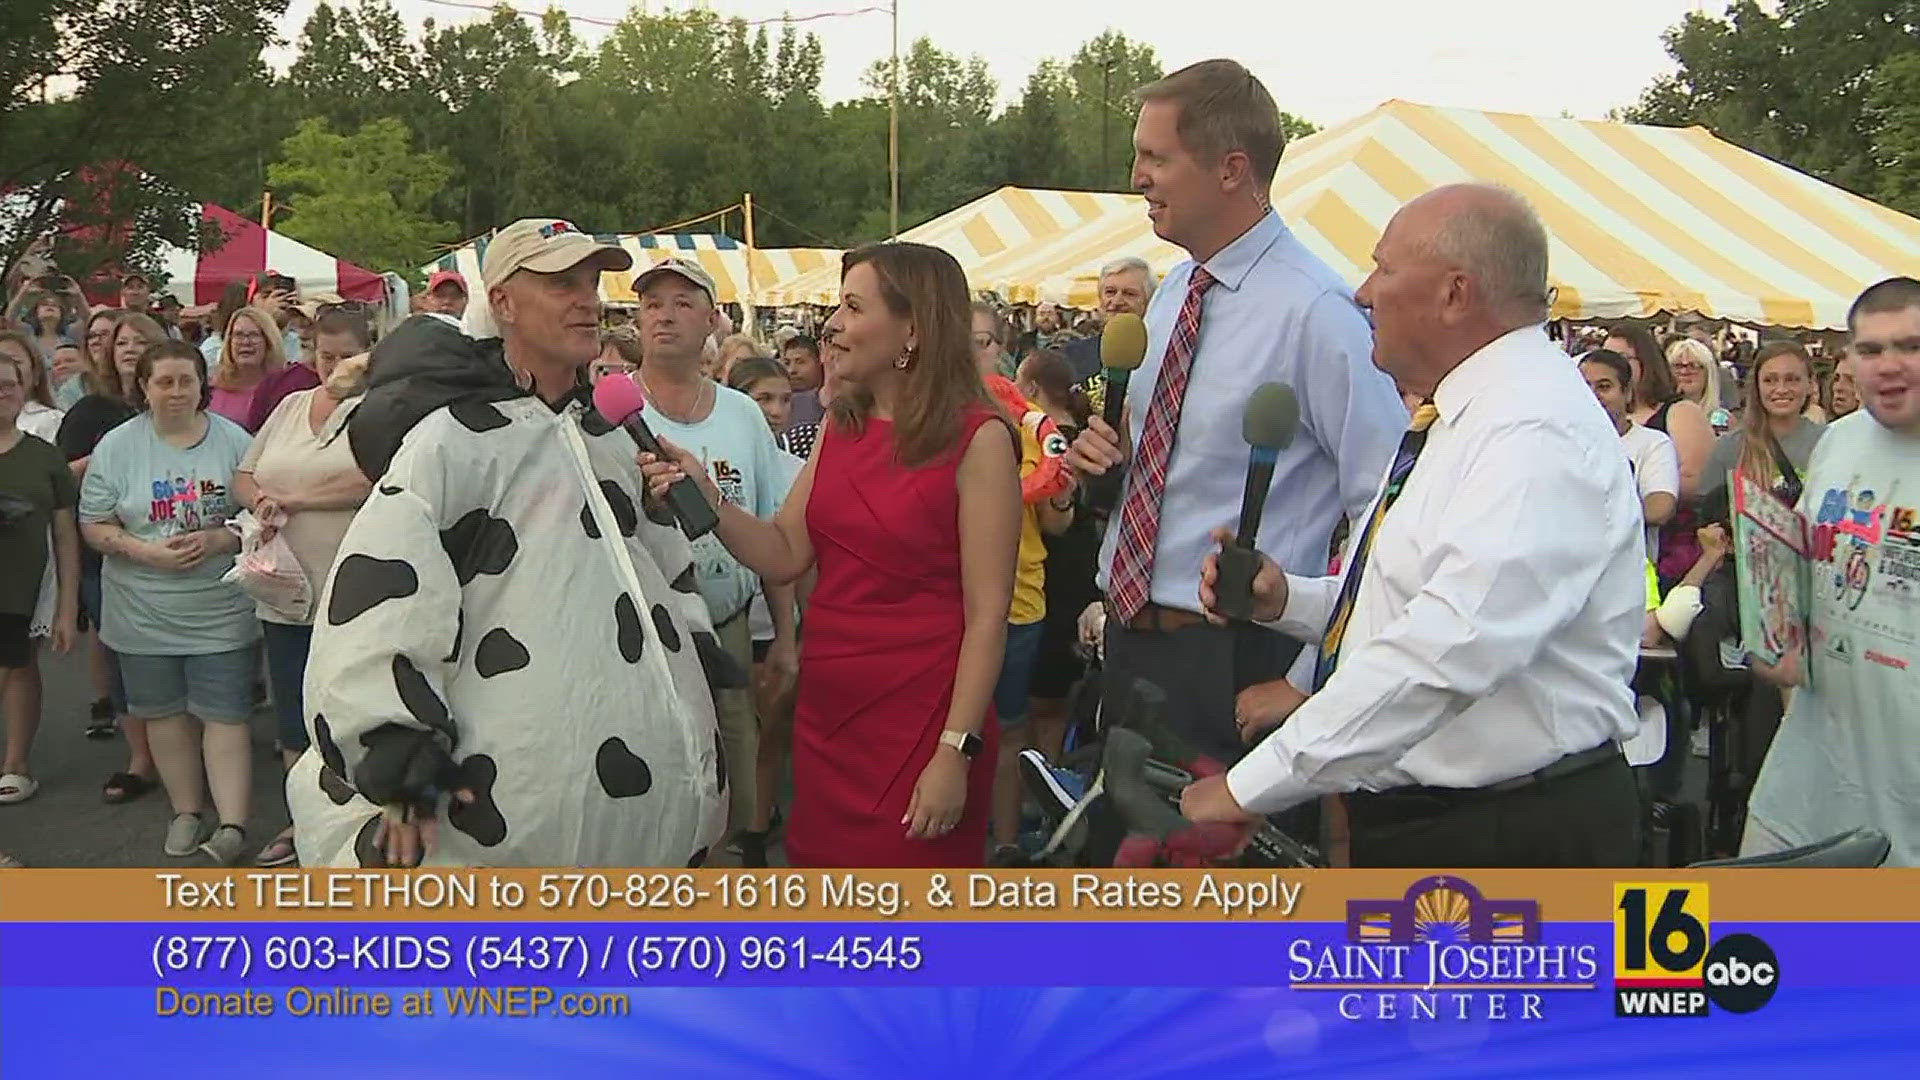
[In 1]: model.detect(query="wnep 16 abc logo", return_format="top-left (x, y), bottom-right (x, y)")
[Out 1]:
top-left (1613, 883), bottom-right (1780, 1017)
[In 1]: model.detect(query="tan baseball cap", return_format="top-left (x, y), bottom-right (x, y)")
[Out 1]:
top-left (481, 218), bottom-right (632, 291)
top-left (633, 257), bottom-right (718, 304)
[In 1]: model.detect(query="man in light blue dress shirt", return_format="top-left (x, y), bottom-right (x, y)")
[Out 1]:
top-left (1068, 59), bottom-right (1404, 764)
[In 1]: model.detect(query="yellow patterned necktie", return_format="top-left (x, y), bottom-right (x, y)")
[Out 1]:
top-left (1314, 401), bottom-right (1439, 690)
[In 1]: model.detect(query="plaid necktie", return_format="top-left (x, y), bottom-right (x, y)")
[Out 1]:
top-left (1313, 400), bottom-right (1440, 690)
top-left (1107, 266), bottom-right (1217, 623)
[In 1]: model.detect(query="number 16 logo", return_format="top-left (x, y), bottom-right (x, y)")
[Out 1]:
top-left (1615, 883), bottom-right (1709, 986)
top-left (1614, 882), bottom-right (1780, 1016)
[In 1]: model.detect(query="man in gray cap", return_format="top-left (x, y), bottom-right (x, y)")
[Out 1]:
top-left (629, 256), bottom-right (798, 863)
top-left (290, 220), bottom-right (732, 868)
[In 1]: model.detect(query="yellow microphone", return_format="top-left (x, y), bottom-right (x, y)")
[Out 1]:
top-left (1086, 313), bottom-right (1149, 516)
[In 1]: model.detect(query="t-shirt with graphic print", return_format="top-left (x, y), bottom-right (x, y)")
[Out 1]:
top-left (78, 412), bottom-right (259, 656)
top-left (643, 382), bottom-right (790, 626)
top-left (1747, 411), bottom-right (1920, 864)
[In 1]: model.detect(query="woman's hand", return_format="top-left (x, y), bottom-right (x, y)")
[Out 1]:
top-left (164, 532), bottom-right (209, 568)
top-left (760, 635), bottom-right (799, 697)
top-left (131, 536), bottom-right (197, 571)
top-left (50, 605), bottom-right (76, 655)
top-left (636, 437), bottom-right (722, 508)
top-left (903, 744), bottom-right (970, 839)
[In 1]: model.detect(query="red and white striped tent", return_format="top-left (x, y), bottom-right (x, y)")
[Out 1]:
top-left (158, 203), bottom-right (384, 306)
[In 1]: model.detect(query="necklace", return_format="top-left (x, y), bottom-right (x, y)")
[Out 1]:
top-left (637, 368), bottom-right (711, 425)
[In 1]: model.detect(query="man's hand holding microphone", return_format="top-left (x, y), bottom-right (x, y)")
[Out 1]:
top-left (1064, 313), bottom-right (1147, 511)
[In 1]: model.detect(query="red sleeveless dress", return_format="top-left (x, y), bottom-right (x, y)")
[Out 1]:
top-left (786, 408), bottom-right (999, 867)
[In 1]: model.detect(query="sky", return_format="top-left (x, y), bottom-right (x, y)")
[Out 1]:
top-left (278, 0), bottom-right (1722, 127)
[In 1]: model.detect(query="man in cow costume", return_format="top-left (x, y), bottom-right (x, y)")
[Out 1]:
top-left (288, 219), bottom-right (734, 867)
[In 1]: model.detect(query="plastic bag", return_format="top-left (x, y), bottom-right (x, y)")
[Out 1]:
top-left (222, 510), bottom-right (313, 623)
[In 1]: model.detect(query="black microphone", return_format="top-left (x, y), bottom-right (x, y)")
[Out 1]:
top-left (1214, 382), bottom-right (1300, 622)
top-left (1084, 312), bottom-right (1149, 516)
top-left (592, 375), bottom-right (720, 540)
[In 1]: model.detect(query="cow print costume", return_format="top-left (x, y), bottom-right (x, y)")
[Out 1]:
top-left (288, 315), bottom-right (726, 867)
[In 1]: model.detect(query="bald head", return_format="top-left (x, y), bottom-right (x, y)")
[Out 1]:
top-left (1356, 183), bottom-right (1554, 396)
top-left (1401, 184), bottom-right (1551, 327)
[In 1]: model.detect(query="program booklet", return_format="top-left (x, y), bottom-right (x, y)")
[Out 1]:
top-left (1731, 468), bottom-right (1811, 671)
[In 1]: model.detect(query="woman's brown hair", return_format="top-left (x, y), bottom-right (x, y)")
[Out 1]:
top-left (1019, 348), bottom-right (1093, 429)
top-left (0, 331), bottom-right (55, 409)
top-left (1736, 341), bottom-right (1815, 491)
top-left (136, 340), bottom-right (214, 412)
top-left (1607, 322), bottom-right (1675, 409)
top-left (829, 243), bottom-right (1004, 468)
top-left (95, 310), bottom-right (165, 405)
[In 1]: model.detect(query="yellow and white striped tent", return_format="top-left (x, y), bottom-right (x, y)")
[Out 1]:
top-left (770, 101), bottom-right (1920, 330)
top-left (757, 188), bottom-right (1148, 309)
top-left (426, 232), bottom-right (840, 307)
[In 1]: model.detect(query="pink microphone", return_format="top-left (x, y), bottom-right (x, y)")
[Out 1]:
top-left (592, 375), bottom-right (718, 539)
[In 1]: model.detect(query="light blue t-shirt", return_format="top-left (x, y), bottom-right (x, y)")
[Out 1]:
top-left (644, 384), bottom-right (791, 625)
top-left (79, 412), bottom-right (261, 656)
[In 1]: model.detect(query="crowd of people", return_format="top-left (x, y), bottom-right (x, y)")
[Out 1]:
top-left (1, 57), bottom-right (1914, 871)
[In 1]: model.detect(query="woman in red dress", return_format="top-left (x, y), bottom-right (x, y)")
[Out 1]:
top-left (642, 243), bottom-right (1020, 866)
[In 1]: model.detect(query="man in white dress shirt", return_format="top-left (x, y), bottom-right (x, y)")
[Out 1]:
top-left (1065, 59), bottom-right (1405, 765)
top-left (1185, 184), bottom-right (1645, 867)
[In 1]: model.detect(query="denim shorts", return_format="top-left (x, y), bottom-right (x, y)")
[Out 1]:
top-left (994, 621), bottom-right (1047, 728)
top-left (117, 645), bottom-right (260, 724)
top-left (261, 621), bottom-right (313, 751)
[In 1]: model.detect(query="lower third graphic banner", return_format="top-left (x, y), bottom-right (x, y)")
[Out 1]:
top-left (1, 869), bottom-right (1916, 1076)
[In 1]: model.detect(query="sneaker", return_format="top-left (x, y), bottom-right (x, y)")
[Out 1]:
top-left (199, 824), bottom-right (248, 867)
top-left (164, 814), bottom-right (209, 857)
top-left (84, 700), bottom-right (115, 740)
top-left (1018, 749), bottom-right (1086, 822)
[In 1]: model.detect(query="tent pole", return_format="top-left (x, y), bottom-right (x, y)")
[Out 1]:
top-left (261, 189), bottom-right (273, 229)
top-left (742, 192), bottom-right (758, 334)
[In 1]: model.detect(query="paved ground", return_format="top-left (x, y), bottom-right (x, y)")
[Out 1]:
top-left (1, 646), bottom-right (291, 867)
top-left (0, 645), bottom-right (771, 868)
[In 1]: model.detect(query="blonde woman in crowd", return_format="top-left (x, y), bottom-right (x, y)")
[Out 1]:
top-left (716, 333), bottom-right (760, 382)
top-left (1703, 341), bottom-right (1826, 501)
top-left (233, 311), bottom-right (374, 866)
top-left (208, 305), bottom-right (316, 434)
top-left (1666, 337), bottom-right (1730, 432)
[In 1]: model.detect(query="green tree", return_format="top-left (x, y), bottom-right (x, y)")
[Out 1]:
top-left (1865, 51), bottom-right (1920, 213)
top-left (854, 37), bottom-right (1002, 234)
top-left (1060, 31), bottom-right (1164, 188)
top-left (267, 117), bottom-right (456, 271)
top-left (1624, 0), bottom-right (1920, 213)
top-left (0, 0), bottom-right (284, 286)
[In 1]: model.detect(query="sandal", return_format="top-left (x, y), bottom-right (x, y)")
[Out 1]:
top-left (255, 828), bottom-right (299, 867)
top-left (0, 773), bottom-right (37, 805)
top-left (102, 771), bottom-right (156, 804)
